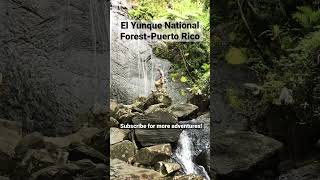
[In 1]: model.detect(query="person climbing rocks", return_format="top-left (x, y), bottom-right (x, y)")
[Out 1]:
top-left (154, 65), bottom-right (166, 93)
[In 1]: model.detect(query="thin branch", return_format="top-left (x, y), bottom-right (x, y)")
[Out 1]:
top-left (178, 47), bottom-right (195, 82)
top-left (236, 0), bottom-right (265, 58)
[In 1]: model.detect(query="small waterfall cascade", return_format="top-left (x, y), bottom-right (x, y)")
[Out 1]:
top-left (135, 30), bottom-right (156, 96)
top-left (174, 130), bottom-right (210, 180)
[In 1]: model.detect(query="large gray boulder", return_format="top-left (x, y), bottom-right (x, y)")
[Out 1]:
top-left (110, 0), bottom-right (186, 104)
top-left (213, 130), bottom-right (283, 178)
top-left (169, 103), bottom-right (199, 121)
top-left (133, 144), bottom-right (172, 166)
top-left (110, 127), bottom-right (127, 145)
top-left (110, 140), bottom-right (136, 162)
top-left (133, 109), bottom-right (182, 147)
top-left (111, 159), bottom-right (163, 179)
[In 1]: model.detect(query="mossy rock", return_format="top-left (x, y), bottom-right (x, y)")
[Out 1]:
top-left (225, 47), bottom-right (247, 65)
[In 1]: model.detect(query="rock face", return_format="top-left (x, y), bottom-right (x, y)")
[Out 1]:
top-left (133, 109), bottom-right (182, 147)
top-left (169, 103), bottom-right (199, 121)
top-left (111, 159), bottom-right (163, 179)
top-left (0, 0), bottom-right (109, 135)
top-left (110, 0), bottom-right (186, 104)
top-left (278, 162), bottom-right (320, 180)
top-left (110, 140), bottom-right (136, 162)
top-left (212, 60), bottom-right (258, 131)
top-left (213, 130), bottom-right (283, 178)
top-left (133, 144), bottom-right (172, 166)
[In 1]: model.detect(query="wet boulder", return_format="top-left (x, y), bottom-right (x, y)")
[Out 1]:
top-left (169, 103), bottom-right (199, 121)
top-left (110, 159), bottom-right (163, 179)
top-left (213, 130), bottom-right (283, 178)
top-left (133, 144), bottom-right (172, 166)
top-left (133, 109), bottom-right (182, 147)
top-left (110, 140), bottom-right (136, 162)
top-left (155, 161), bottom-right (181, 176)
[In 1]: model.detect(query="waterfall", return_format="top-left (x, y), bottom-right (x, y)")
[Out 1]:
top-left (135, 28), bottom-right (155, 96)
top-left (174, 130), bottom-right (210, 180)
top-left (175, 131), bottom-right (196, 174)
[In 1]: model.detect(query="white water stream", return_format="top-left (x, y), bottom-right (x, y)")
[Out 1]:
top-left (174, 130), bottom-right (210, 180)
top-left (135, 29), bottom-right (156, 96)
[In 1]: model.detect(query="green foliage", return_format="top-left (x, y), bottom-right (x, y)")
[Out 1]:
top-left (129, 0), bottom-right (210, 96)
top-left (215, 1), bottom-right (320, 125)
top-left (292, 6), bottom-right (320, 31)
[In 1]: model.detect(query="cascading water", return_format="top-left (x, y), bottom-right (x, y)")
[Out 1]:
top-left (175, 131), bottom-right (196, 174)
top-left (134, 28), bottom-right (156, 96)
top-left (174, 130), bottom-right (210, 180)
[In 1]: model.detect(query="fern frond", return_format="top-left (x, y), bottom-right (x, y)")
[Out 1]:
top-left (292, 6), bottom-right (320, 30)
